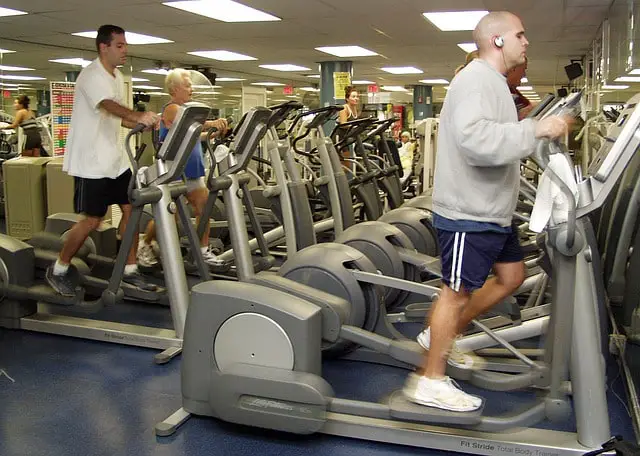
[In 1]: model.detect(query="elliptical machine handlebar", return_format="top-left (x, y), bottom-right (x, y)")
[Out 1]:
top-left (288, 105), bottom-right (342, 135)
top-left (268, 101), bottom-right (303, 130)
top-left (532, 139), bottom-right (577, 249)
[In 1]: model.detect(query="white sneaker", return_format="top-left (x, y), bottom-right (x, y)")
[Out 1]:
top-left (404, 375), bottom-right (482, 412)
top-left (137, 241), bottom-right (159, 267)
top-left (417, 327), bottom-right (476, 370)
top-left (201, 247), bottom-right (225, 266)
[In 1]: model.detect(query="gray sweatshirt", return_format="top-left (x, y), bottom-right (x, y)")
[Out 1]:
top-left (432, 59), bottom-right (537, 227)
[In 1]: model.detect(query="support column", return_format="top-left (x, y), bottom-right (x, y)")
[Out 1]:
top-left (320, 61), bottom-right (352, 134)
top-left (65, 71), bottom-right (80, 82)
top-left (413, 85), bottom-right (433, 120)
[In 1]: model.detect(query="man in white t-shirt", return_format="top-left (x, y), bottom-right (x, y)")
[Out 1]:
top-left (46, 24), bottom-right (159, 297)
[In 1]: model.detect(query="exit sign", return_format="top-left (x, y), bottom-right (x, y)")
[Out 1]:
top-left (283, 85), bottom-right (294, 95)
top-left (367, 85), bottom-right (379, 93)
top-left (2, 90), bottom-right (9, 98)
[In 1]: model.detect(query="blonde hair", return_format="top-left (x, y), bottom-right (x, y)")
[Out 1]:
top-left (465, 50), bottom-right (479, 65)
top-left (165, 68), bottom-right (191, 95)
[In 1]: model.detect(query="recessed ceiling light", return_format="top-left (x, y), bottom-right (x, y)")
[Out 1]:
top-left (602, 84), bottom-right (629, 90)
top-left (458, 42), bottom-right (478, 53)
top-left (0, 6), bottom-right (27, 17)
top-left (250, 82), bottom-right (285, 86)
top-left (615, 76), bottom-right (640, 82)
top-left (423, 11), bottom-right (489, 31)
top-left (133, 85), bottom-right (163, 90)
top-left (0, 64), bottom-right (33, 71)
top-left (315, 46), bottom-right (378, 57)
top-left (0, 74), bottom-right (45, 81)
top-left (216, 77), bottom-right (247, 82)
top-left (72, 31), bottom-right (173, 45)
top-left (517, 86), bottom-right (533, 91)
top-left (259, 64), bottom-right (311, 72)
top-left (189, 50), bottom-right (257, 61)
top-left (163, 0), bottom-right (280, 22)
top-left (0, 48), bottom-right (15, 54)
top-left (521, 77), bottom-right (528, 83)
top-left (299, 87), bottom-right (320, 92)
top-left (381, 86), bottom-right (408, 92)
top-left (352, 80), bottom-right (374, 84)
top-left (141, 69), bottom-right (170, 75)
top-left (381, 66), bottom-right (423, 75)
top-left (306, 74), bottom-right (321, 79)
top-left (419, 78), bottom-right (449, 84)
top-left (49, 58), bottom-right (92, 68)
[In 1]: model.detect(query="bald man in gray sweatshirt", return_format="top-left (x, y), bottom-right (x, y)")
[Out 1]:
top-left (403, 11), bottom-right (572, 412)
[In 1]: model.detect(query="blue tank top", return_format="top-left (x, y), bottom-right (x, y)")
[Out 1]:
top-left (159, 102), bottom-right (205, 179)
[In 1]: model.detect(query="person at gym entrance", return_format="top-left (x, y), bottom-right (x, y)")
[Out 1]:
top-left (46, 24), bottom-right (160, 297)
top-left (403, 11), bottom-right (572, 412)
top-left (137, 68), bottom-right (228, 268)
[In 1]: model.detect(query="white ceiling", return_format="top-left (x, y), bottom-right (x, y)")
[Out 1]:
top-left (0, 0), bottom-right (621, 104)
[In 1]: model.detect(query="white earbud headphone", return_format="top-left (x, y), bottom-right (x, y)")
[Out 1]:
top-left (494, 36), bottom-right (504, 48)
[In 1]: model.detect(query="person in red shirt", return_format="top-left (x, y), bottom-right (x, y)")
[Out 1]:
top-left (507, 58), bottom-right (534, 119)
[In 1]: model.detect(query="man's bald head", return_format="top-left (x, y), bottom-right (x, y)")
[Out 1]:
top-left (473, 11), bottom-right (521, 52)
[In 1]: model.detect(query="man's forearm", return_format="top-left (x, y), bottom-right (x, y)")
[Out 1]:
top-left (100, 99), bottom-right (139, 124)
top-left (121, 119), bottom-right (139, 129)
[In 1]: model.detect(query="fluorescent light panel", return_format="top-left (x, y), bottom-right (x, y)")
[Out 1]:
top-left (0, 82), bottom-right (19, 87)
top-left (521, 77), bottom-right (528, 83)
top-left (419, 79), bottom-right (449, 84)
top-left (141, 68), bottom-right (170, 75)
top-left (381, 66), bottom-right (423, 75)
top-left (353, 80), bottom-right (374, 84)
top-left (299, 87), bottom-right (319, 92)
top-left (0, 74), bottom-right (45, 81)
top-left (133, 85), bottom-right (162, 90)
top-left (615, 76), bottom-right (640, 82)
top-left (259, 64), bottom-right (311, 72)
top-left (0, 6), bottom-right (27, 17)
top-left (49, 58), bottom-right (92, 67)
top-left (147, 92), bottom-right (169, 96)
top-left (423, 10), bottom-right (488, 31)
top-left (306, 74), bottom-right (321, 79)
top-left (0, 48), bottom-right (15, 54)
top-left (458, 42), bottom-right (478, 53)
top-left (381, 86), bottom-right (408, 92)
top-left (163, 0), bottom-right (280, 22)
top-left (629, 69), bottom-right (640, 75)
top-left (517, 86), bottom-right (533, 91)
top-left (602, 84), bottom-right (629, 90)
top-left (131, 77), bottom-right (150, 82)
top-left (189, 50), bottom-right (256, 61)
top-left (250, 82), bottom-right (285, 86)
top-left (315, 46), bottom-right (377, 57)
top-left (216, 77), bottom-right (246, 82)
top-left (0, 64), bottom-right (33, 71)
top-left (72, 31), bottom-right (173, 44)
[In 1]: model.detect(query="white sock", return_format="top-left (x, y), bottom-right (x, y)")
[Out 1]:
top-left (53, 259), bottom-right (69, 276)
top-left (124, 264), bottom-right (138, 275)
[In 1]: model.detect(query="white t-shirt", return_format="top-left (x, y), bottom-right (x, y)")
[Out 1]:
top-left (63, 58), bottom-right (129, 179)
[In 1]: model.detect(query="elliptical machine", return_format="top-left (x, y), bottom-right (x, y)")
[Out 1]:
top-left (0, 102), bottom-right (211, 364)
top-left (152, 96), bottom-right (640, 455)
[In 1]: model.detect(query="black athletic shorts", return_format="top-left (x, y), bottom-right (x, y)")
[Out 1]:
top-left (74, 169), bottom-right (132, 218)
top-left (437, 227), bottom-right (524, 293)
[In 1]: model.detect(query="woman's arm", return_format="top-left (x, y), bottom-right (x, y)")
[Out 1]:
top-left (162, 103), bottom-right (180, 129)
top-left (338, 107), bottom-right (348, 124)
top-left (3, 109), bottom-right (26, 130)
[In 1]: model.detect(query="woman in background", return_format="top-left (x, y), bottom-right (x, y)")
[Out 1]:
top-left (0, 95), bottom-right (42, 157)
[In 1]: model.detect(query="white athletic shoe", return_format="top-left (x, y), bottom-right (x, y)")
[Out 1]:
top-left (137, 241), bottom-right (159, 268)
top-left (417, 327), bottom-right (476, 370)
top-left (403, 374), bottom-right (483, 412)
top-left (201, 247), bottom-right (225, 266)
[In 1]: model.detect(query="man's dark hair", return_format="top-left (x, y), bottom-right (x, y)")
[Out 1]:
top-left (96, 24), bottom-right (125, 52)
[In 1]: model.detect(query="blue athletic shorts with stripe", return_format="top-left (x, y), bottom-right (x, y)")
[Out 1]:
top-left (436, 228), bottom-right (524, 293)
